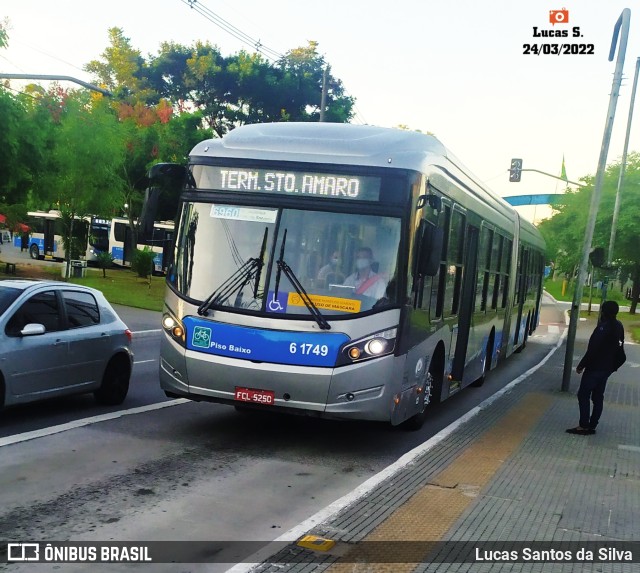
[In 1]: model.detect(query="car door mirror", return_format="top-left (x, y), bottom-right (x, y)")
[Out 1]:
top-left (21, 323), bottom-right (46, 337)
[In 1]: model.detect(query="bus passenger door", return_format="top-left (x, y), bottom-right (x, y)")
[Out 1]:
top-left (450, 225), bottom-right (479, 383)
top-left (513, 247), bottom-right (530, 347)
top-left (43, 219), bottom-right (56, 258)
top-left (122, 226), bottom-right (134, 267)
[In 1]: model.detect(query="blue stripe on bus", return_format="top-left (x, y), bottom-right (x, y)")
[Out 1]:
top-left (183, 317), bottom-right (349, 367)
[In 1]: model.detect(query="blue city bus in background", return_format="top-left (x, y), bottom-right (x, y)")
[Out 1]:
top-left (20, 211), bottom-right (67, 261)
top-left (19, 211), bottom-right (109, 264)
top-left (150, 123), bottom-right (545, 428)
top-left (108, 217), bottom-right (175, 275)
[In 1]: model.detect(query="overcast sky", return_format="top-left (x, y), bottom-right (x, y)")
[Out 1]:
top-left (2, 0), bottom-right (638, 222)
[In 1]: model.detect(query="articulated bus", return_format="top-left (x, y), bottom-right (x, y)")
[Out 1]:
top-left (20, 211), bottom-right (110, 263)
top-left (108, 217), bottom-right (174, 274)
top-left (153, 123), bottom-right (545, 428)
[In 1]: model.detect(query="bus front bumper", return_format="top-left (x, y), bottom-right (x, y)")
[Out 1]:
top-left (159, 334), bottom-right (404, 423)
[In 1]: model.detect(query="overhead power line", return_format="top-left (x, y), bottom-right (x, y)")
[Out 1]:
top-left (180, 0), bottom-right (284, 61)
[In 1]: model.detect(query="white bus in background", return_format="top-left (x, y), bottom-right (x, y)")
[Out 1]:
top-left (85, 216), bottom-right (111, 263)
top-left (108, 217), bottom-right (174, 275)
top-left (20, 211), bottom-right (110, 263)
top-left (21, 211), bottom-right (67, 261)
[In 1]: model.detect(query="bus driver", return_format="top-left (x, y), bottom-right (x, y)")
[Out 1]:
top-left (343, 247), bottom-right (386, 299)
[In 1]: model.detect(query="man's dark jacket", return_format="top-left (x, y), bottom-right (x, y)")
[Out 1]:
top-left (577, 318), bottom-right (624, 373)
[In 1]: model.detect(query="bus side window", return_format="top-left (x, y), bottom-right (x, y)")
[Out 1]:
top-left (476, 226), bottom-right (492, 312)
top-left (491, 234), bottom-right (504, 310)
top-left (501, 238), bottom-right (512, 308)
top-left (433, 205), bottom-right (451, 320)
top-left (445, 209), bottom-right (465, 316)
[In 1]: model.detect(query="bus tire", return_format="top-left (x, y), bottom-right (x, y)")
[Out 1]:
top-left (94, 355), bottom-right (130, 405)
top-left (402, 349), bottom-right (444, 431)
top-left (29, 244), bottom-right (39, 260)
top-left (402, 372), bottom-right (433, 431)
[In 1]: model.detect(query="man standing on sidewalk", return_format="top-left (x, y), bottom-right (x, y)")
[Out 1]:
top-left (566, 300), bottom-right (625, 435)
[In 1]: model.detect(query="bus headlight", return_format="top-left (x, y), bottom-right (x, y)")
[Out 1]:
top-left (365, 338), bottom-right (387, 355)
top-left (162, 312), bottom-right (186, 346)
top-left (338, 327), bottom-right (397, 366)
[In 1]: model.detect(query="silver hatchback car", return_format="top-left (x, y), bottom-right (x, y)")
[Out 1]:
top-left (0, 280), bottom-right (133, 408)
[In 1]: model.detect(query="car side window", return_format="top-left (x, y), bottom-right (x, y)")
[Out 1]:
top-left (63, 290), bottom-right (100, 328)
top-left (5, 291), bottom-right (62, 336)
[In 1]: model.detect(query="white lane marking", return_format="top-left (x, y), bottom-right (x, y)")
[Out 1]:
top-left (131, 329), bottom-right (162, 340)
top-left (618, 445), bottom-right (640, 454)
top-left (133, 359), bottom-right (157, 365)
top-left (224, 325), bottom-right (569, 573)
top-left (0, 399), bottom-right (188, 448)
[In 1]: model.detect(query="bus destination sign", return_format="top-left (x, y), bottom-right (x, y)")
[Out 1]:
top-left (192, 165), bottom-right (381, 202)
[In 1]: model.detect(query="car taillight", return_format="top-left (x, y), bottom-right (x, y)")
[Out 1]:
top-left (125, 329), bottom-right (133, 343)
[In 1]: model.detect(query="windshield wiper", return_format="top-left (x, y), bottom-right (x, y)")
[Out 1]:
top-left (274, 229), bottom-right (331, 330)
top-left (198, 228), bottom-right (268, 316)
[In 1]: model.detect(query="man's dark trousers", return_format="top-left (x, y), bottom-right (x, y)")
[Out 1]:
top-left (577, 370), bottom-right (609, 429)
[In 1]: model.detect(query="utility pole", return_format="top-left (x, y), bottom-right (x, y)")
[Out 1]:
top-left (608, 56), bottom-right (640, 264)
top-left (561, 8), bottom-right (630, 392)
top-left (319, 65), bottom-right (329, 122)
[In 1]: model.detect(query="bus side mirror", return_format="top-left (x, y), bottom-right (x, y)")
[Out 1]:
top-left (148, 163), bottom-right (187, 181)
top-left (418, 224), bottom-right (443, 277)
top-left (140, 163), bottom-right (187, 239)
top-left (139, 188), bottom-right (160, 243)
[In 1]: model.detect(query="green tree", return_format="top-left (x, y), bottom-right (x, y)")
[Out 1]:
top-left (115, 98), bottom-right (206, 244)
top-left (0, 86), bottom-right (57, 206)
top-left (0, 17), bottom-right (8, 49)
top-left (0, 89), bottom-right (25, 202)
top-left (276, 41), bottom-right (354, 123)
top-left (136, 39), bottom-right (354, 134)
top-left (84, 27), bottom-right (155, 105)
top-left (34, 89), bottom-right (125, 277)
top-left (95, 250), bottom-right (115, 278)
top-left (0, 203), bottom-right (28, 236)
top-left (538, 154), bottom-right (640, 313)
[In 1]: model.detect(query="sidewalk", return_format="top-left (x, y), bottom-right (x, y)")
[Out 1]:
top-left (232, 311), bottom-right (640, 572)
top-left (0, 240), bottom-right (62, 271)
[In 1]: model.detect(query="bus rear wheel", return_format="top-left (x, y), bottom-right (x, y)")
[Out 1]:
top-left (29, 244), bottom-right (39, 260)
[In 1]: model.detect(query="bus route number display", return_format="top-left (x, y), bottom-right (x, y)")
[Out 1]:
top-left (194, 166), bottom-right (382, 202)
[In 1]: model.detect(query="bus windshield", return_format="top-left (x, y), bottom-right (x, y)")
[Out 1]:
top-left (170, 202), bottom-right (402, 316)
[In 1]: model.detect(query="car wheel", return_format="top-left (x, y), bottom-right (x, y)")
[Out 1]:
top-left (94, 356), bottom-right (130, 405)
top-left (29, 244), bottom-right (39, 260)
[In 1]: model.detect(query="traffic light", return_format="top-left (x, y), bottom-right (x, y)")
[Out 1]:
top-left (509, 158), bottom-right (523, 182)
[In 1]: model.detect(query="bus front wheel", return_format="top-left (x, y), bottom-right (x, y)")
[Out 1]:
top-left (402, 354), bottom-right (444, 431)
top-left (29, 244), bottom-right (39, 260)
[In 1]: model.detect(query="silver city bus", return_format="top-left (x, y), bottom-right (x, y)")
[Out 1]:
top-left (153, 123), bottom-right (545, 428)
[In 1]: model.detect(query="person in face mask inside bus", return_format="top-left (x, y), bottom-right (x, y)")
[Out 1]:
top-left (343, 247), bottom-right (386, 299)
top-left (317, 251), bottom-right (342, 284)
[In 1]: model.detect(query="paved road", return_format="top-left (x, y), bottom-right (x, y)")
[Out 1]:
top-left (0, 296), bottom-right (566, 572)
